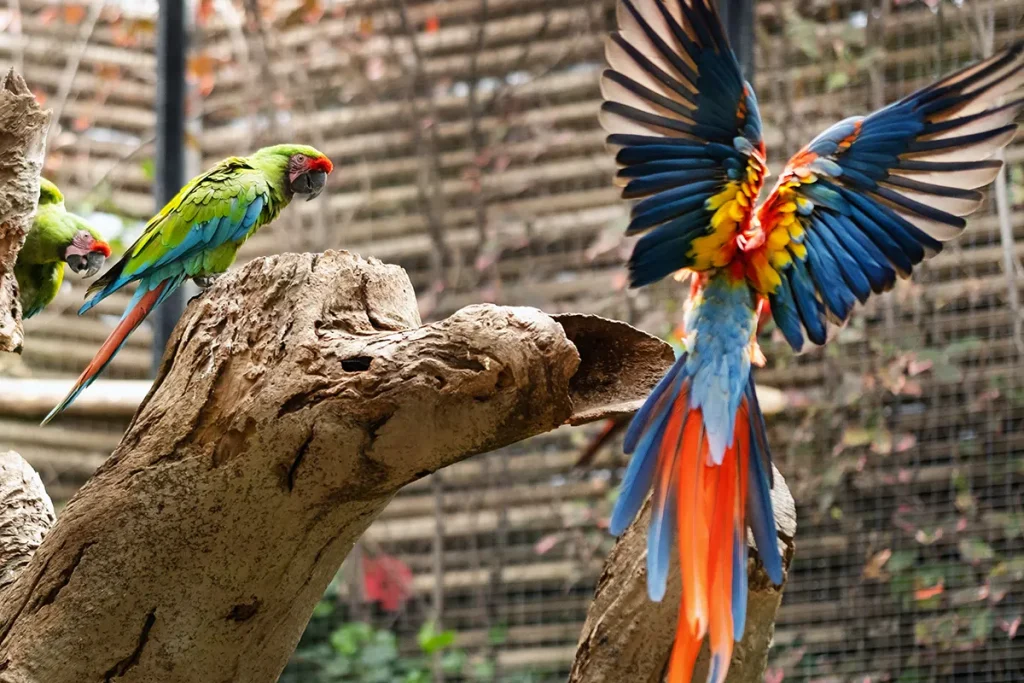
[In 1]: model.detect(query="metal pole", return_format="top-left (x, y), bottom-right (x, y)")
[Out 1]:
top-left (718, 0), bottom-right (756, 80)
top-left (153, 0), bottom-right (187, 373)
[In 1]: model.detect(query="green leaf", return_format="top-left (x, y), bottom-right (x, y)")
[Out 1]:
top-left (330, 623), bottom-right (372, 656)
top-left (441, 649), bottom-right (467, 674)
top-left (311, 599), bottom-right (334, 618)
top-left (359, 634), bottom-right (399, 669)
top-left (958, 538), bottom-right (996, 564)
top-left (968, 608), bottom-right (994, 643)
top-left (140, 158), bottom-right (155, 181)
top-left (472, 659), bottom-right (497, 681)
top-left (321, 656), bottom-right (353, 677)
top-left (886, 549), bottom-right (918, 573)
top-left (417, 620), bottom-right (456, 654)
top-left (897, 667), bottom-right (923, 683)
top-left (984, 511), bottom-right (1024, 540)
top-left (487, 625), bottom-right (509, 645)
top-left (423, 630), bottom-right (455, 654)
top-left (826, 71), bottom-right (850, 92)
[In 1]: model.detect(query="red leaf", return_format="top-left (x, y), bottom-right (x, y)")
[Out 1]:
top-left (196, 0), bottom-right (215, 26)
top-left (38, 6), bottom-right (58, 25)
top-left (914, 580), bottom-right (944, 601)
top-left (358, 15), bottom-right (374, 37)
top-left (362, 554), bottom-right (413, 613)
top-left (424, 15), bottom-right (440, 33)
top-left (62, 4), bottom-right (86, 24)
top-left (534, 533), bottom-right (562, 555)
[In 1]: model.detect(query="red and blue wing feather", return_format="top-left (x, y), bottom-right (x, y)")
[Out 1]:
top-left (751, 43), bottom-right (1024, 351)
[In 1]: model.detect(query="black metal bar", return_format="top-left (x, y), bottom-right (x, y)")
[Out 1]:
top-left (718, 0), bottom-right (756, 80)
top-left (152, 0), bottom-right (187, 373)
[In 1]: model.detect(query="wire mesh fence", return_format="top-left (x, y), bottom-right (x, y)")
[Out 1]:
top-left (1, 0), bottom-right (1022, 681)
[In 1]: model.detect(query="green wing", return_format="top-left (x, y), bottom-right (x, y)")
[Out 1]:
top-left (81, 158), bottom-right (278, 312)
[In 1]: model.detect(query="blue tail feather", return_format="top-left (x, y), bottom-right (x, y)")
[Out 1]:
top-left (611, 360), bottom-right (689, 537)
top-left (745, 378), bottom-right (783, 585)
top-left (731, 528), bottom-right (748, 641)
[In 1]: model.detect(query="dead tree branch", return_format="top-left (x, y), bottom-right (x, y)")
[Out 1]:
top-left (0, 250), bottom-right (673, 682)
top-left (0, 68), bottom-right (50, 354)
top-left (569, 466), bottom-right (797, 683)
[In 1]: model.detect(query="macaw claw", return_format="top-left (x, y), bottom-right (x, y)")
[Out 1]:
top-left (193, 273), bottom-right (221, 289)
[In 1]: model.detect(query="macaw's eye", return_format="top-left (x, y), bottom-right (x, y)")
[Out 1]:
top-left (293, 153), bottom-right (307, 164)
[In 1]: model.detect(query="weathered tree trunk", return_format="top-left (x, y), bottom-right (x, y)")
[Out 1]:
top-left (0, 250), bottom-right (675, 682)
top-left (0, 249), bottom-right (792, 682)
top-left (0, 69), bottom-right (49, 354)
top-left (569, 468), bottom-right (797, 683)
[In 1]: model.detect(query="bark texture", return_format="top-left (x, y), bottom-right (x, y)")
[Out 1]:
top-left (0, 69), bottom-right (50, 354)
top-left (569, 466), bottom-right (797, 683)
top-left (0, 453), bottom-right (54, 593)
top-left (0, 250), bottom-right (673, 683)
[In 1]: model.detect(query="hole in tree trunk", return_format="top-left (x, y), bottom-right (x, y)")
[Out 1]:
top-left (341, 356), bottom-right (373, 372)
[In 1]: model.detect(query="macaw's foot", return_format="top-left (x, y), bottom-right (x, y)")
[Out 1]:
top-left (193, 273), bottom-right (221, 289)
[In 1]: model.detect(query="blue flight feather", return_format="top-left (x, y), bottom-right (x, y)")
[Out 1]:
top-left (768, 277), bottom-right (806, 352)
top-left (810, 214), bottom-right (873, 303)
top-left (802, 229), bottom-right (857, 320)
top-left (786, 257), bottom-right (827, 345)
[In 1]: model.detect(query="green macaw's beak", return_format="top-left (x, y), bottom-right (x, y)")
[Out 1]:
top-left (66, 251), bottom-right (106, 278)
top-left (295, 170), bottom-right (327, 201)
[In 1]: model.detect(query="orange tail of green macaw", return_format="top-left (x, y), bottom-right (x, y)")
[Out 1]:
top-left (41, 280), bottom-right (172, 425)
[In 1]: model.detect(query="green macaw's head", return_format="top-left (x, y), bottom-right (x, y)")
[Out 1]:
top-left (36, 176), bottom-right (111, 276)
top-left (64, 230), bottom-right (111, 277)
top-left (252, 144), bottom-right (334, 202)
top-left (38, 177), bottom-right (65, 206)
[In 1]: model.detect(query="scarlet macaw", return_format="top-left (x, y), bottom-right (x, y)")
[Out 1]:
top-left (599, 1), bottom-right (1022, 681)
top-left (15, 178), bottom-right (110, 318)
top-left (42, 144), bottom-right (333, 424)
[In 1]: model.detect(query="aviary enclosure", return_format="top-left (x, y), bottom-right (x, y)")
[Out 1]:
top-left (0, 0), bottom-right (1022, 682)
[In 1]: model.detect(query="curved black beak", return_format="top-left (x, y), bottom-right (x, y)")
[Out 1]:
top-left (85, 251), bottom-right (106, 277)
top-left (66, 251), bottom-right (106, 277)
top-left (65, 253), bottom-right (88, 275)
top-left (293, 170), bottom-right (328, 201)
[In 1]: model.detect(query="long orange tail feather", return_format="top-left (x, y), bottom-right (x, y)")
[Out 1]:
top-left (41, 281), bottom-right (169, 425)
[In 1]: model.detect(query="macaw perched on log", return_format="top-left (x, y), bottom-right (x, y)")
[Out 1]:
top-left (599, 1), bottom-right (1023, 681)
top-left (42, 144), bottom-right (333, 425)
top-left (15, 178), bottom-right (111, 319)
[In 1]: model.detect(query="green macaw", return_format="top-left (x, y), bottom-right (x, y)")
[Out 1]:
top-left (15, 178), bottom-right (111, 318)
top-left (43, 143), bottom-right (334, 424)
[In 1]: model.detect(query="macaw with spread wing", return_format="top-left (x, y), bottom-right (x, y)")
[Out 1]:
top-left (42, 143), bottom-right (333, 425)
top-left (599, 1), bottom-right (1023, 681)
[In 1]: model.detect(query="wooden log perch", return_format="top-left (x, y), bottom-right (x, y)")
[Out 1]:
top-left (0, 453), bottom-right (54, 593)
top-left (0, 249), bottom-right (676, 682)
top-left (569, 466), bottom-right (797, 683)
top-left (0, 69), bottom-right (50, 354)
